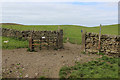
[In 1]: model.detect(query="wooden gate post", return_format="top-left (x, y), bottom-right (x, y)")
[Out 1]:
top-left (29, 37), bottom-right (32, 51)
top-left (56, 29), bottom-right (63, 49)
top-left (98, 24), bottom-right (102, 53)
top-left (32, 38), bottom-right (34, 51)
top-left (81, 29), bottom-right (86, 52)
top-left (29, 37), bottom-right (34, 51)
top-left (56, 31), bottom-right (59, 49)
top-left (59, 29), bottom-right (63, 49)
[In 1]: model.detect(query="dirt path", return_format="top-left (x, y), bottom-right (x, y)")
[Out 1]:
top-left (2, 42), bottom-right (101, 78)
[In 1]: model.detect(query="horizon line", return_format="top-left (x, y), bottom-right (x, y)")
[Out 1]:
top-left (0, 22), bottom-right (118, 27)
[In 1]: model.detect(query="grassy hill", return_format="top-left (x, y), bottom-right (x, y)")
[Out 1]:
top-left (1, 24), bottom-right (118, 35)
top-left (0, 23), bottom-right (23, 25)
top-left (1, 24), bottom-right (118, 49)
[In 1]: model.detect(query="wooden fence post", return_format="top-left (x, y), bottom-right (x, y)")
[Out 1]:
top-left (98, 24), bottom-right (102, 53)
top-left (29, 37), bottom-right (32, 51)
top-left (56, 31), bottom-right (59, 49)
top-left (29, 30), bottom-right (34, 51)
top-left (81, 29), bottom-right (86, 52)
top-left (32, 38), bottom-right (34, 51)
top-left (60, 29), bottom-right (63, 48)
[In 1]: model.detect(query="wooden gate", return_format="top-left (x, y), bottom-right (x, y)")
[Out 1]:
top-left (29, 29), bottom-right (63, 51)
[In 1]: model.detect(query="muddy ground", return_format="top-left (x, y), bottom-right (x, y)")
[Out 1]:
top-left (2, 42), bottom-right (101, 78)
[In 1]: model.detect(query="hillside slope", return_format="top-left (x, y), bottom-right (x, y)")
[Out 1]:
top-left (1, 24), bottom-right (118, 44)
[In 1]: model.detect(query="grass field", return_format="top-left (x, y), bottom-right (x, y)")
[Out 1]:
top-left (2, 24), bottom-right (118, 35)
top-left (1, 24), bottom-right (118, 49)
top-left (2, 36), bottom-right (28, 49)
top-left (59, 55), bottom-right (119, 78)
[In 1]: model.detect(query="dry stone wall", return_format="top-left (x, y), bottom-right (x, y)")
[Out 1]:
top-left (1, 28), bottom-right (62, 39)
top-left (85, 32), bottom-right (120, 55)
top-left (1, 28), bottom-right (31, 40)
top-left (1, 28), bottom-right (63, 49)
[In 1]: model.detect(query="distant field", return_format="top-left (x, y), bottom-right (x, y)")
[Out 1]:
top-left (1, 24), bottom-right (118, 49)
top-left (2, 24), bottom-right (118, 35)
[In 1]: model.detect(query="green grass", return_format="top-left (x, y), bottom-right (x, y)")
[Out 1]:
top-left (1, 24), bottom-right (118, 49)
top-left (2, 36), bottom-right (28, 49)
top-left (2, 24), bottom-right (118, 45)
top-left (59, 56), bottom-right (118, 78)
top-left (39, 76), bottom-right (47, 80)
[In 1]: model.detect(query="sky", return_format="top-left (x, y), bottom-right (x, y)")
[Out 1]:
top-left (0, 1), bottom-right (118, 27)
top-left (1, 0), bottom-right (119, 2)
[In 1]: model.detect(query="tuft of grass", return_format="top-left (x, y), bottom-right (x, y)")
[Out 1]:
top-left (39, 76), bottom-right (48, 80)
top-left (27, 48), bottom-right (37, 52)
top-left (97, 52), bottom-right (105, 55)
top-left (59, 66), bottom-right (71, 78)
top-left (81, 51), bottom-right (86, 54)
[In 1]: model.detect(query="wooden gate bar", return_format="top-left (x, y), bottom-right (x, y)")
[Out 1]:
top-left (28, 29), bottom-right (63, 51)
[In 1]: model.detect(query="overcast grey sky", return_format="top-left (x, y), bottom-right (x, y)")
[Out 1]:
top-left (1, 2), bottom-right (118, 27)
